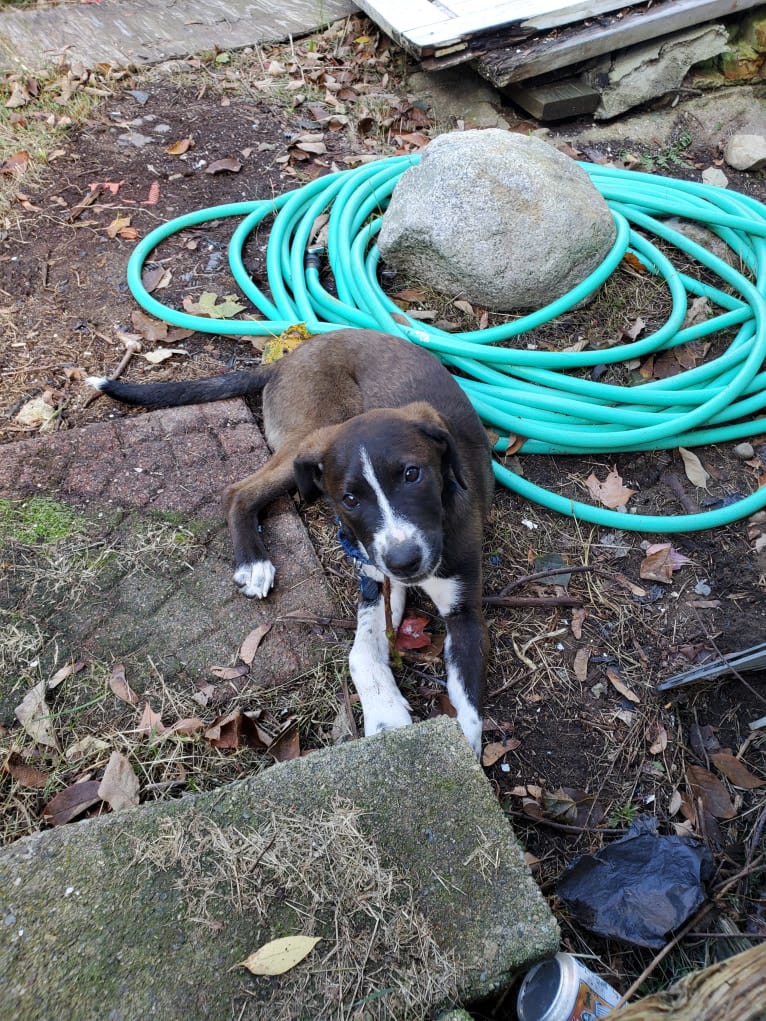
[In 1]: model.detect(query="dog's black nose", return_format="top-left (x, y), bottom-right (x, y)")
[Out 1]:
top-left (383, 541), bottom-right (423, 578)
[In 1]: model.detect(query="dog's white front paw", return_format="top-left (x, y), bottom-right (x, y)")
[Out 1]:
top-left (233, 560), bottom-right (275, 598)
top-left (363, 694), bottom-right (413, 737)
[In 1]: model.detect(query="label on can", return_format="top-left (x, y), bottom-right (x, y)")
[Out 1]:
top-left (570, 958), bottom-right (621, 1021)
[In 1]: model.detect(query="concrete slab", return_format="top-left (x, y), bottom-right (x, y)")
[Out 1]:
top-left (0, 0), bottom-right (359, 72)
top-left (0, 717), bottom-right (559, 1019)
top-left (0, 400), bottom-right (336, 712)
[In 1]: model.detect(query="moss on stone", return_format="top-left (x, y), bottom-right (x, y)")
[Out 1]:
top-left (0, 496), bottom-right (86, 544)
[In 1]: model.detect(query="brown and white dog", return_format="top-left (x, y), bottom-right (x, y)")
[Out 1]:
top-left (88, 329), bottom-right (494, 753)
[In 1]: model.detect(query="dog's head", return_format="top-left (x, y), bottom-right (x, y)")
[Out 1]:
top-left (294, 402), bottom-right (466, 584)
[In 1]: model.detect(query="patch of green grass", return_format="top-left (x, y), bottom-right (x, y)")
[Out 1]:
top-left (606, 801), bottom-right (639, 828)
top-left (636, 131), bottom-right (694, 173)
top-left (0, 495), bottom-right (86, 544)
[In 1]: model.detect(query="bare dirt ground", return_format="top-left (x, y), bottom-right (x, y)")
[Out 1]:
top-left (2, 13), bottom-right (765, 1011)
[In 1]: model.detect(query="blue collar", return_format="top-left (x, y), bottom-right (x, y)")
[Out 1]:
top-left (336, 523), bottom-right (371, 566)
top-left (336, 522), bottom-right (380, 601)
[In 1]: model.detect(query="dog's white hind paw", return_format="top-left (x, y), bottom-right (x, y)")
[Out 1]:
top-left (234, 560), bottom-right (275, 598)
top-left (461, 713), bottom-right (483, 759)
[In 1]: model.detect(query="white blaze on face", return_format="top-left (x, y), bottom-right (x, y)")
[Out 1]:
top-left (360, 447), bottom-right (431, 573)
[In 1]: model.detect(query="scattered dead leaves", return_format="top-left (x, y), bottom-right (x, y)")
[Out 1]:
top-left (585, 466), bottom-right (636, 509)
top-left (97, 750), bottom-right (140, 811)
top-left (686, 764), bottom-right (736, 820)
top-left (639, 542), bottom-right (692, 584)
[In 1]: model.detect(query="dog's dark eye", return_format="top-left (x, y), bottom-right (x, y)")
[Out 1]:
top-left (342, 493), bottom-right (359, 509)
top-left (403, 465), bottom-right (421, 484)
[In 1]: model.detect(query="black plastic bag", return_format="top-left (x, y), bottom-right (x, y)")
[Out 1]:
top-left (557, 816), bottom-right (715, 947)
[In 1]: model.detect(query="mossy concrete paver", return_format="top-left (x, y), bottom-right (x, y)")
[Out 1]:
top-left (0, 399), bottom-right (335, 718)
top-left (0, 717), bottom-right (559, 1019)
top-left (0, 0), bottom-right (359, 71)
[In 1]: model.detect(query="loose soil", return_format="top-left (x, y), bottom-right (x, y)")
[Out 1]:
top-left (1, 17), bottom-right (765, 1012)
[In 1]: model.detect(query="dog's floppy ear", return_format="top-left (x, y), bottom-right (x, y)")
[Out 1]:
top-left (418, 420), bottom-right (467, 490)
top-left (400, 403), bottom-right (467, 491)
top-left (293, 453), bottom-right (325, 503)
top-left (292, 424), bottom-right (341, 503)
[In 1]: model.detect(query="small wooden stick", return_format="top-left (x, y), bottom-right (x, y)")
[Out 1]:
top-left (383, 576), bottom-right (402, 668)
top-left (83, 338), bottom-right (142, 407)
top-left (483, 595), bottom-right (583, 608)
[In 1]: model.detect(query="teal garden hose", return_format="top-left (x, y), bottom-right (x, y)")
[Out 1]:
top-left (125, 155), bottom-right (766, 533)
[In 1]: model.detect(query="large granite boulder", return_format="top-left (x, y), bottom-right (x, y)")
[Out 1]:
top-left (377, 128), bottom-right (616, 312)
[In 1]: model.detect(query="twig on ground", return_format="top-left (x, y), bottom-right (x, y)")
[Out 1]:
top-left (83, 336), bottom-right (142, 407)
top-left (277, 612), bottom-right (356, 629)
top-left (506, 809), bottom-right (626, 837)
top-left (483, 595), bottom-right (583, 608)
top-left (661, 470), bottom-right (700, 515)
top-left (496, 563), bottom-right (596, 596)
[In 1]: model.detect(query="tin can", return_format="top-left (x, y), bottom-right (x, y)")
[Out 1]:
top-left (516, 952), bottom-right (621, 1021)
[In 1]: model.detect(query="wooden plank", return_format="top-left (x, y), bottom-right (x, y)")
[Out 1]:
top-left (476, 0), bottom-right (763, 85)
top-left (355, 0), bottom-right (649, 52)
top-left (353, 0), bottom-right (450, 35)
top-left (447, 0), bottom-right (638, 29)
top-left (504, 77), bottom-right (600, 119)
top-left (521, 0), bottom-right (653, 30)
top-left (352, 0), bottom-right (455, 55)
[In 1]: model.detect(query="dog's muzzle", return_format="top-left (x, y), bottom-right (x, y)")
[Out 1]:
top-left (381, 539), bottom-right (435, 582)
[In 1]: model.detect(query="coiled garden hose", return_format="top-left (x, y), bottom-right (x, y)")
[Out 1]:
top-left (126, 155), bottom-right (766, 533)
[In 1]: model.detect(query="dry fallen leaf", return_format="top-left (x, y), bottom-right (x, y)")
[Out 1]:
top-left (668, 789), bottom-right (683, 817)
top-left (141, 347), bottom-right (189, 364)
top-left (640, 542), bottom-right (692, 583)
top-left (687, 764), bottom-right (736, 819)
top-left (47, 660), bottom-right (85, 690)
top-left (105, 213), bottom-right (131, 239)
top-left (164, 717), bottom-right (205, 737)
top-left (239, 623), bottom-right (272, 665)
top-left (573, 647), bottom-right (591, 683)
top-left (0, 149), bottom-right (30, 176)
top-left (43, 780), bottom-right (102, 826)
top-left (3, 751), bottom-right (48, 789)
top-left (166, 136), bottom-right (193, 155)
top-left (181, 291), bottom-right (245, 319)
top-left (542, 787), bottom-right (603, 828)
top-left (240, 935), bottom-right (321, 976)
top-left (647, 722), bottom-right (668, 755)
top-left (584, 467), bottom-right (636, 509)
top-left (678, 447), bottom-right (710, 489)
top-left (481, 738), bottom-right (521, 767)
top-left (97, 750), bottom-right (140, 811)
top-left (396, 616), bottom-right (431, 651)
top-left (64, 735), bottom-right (111, 762)
top-left (710, 751), bottom-right (765, 790)
top-left (15, 680), bottom-right (59, 750)
top-left (269, 720), bottom-right (301, 762)
top-left (204, 710), bottom-right (268, 751)
top-left (606, 667), bottom-right (640, 703)
top-left (109, 663), bottom-right (138, 705)
top-left (206, 157), bottom-right (243, 174)
top-left (570, 607), bottom-right (587, 640)
top-left (131, 309), bottom-right (168, 343)
top-left (137, 702), bottom-right (167, 738)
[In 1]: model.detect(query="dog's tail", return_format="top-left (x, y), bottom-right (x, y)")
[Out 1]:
top-left (86, 365), bottom-right (275, 408)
